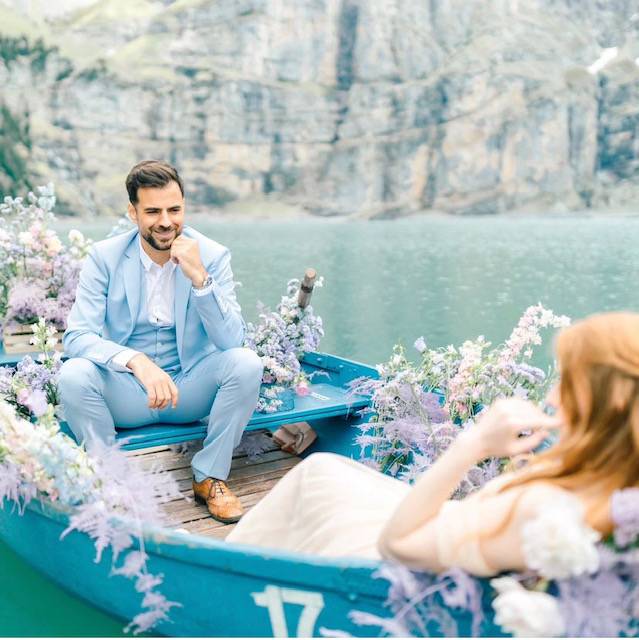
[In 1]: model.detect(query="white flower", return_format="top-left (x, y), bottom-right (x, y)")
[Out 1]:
top-left (18, 231), bottom-right (34, 246)
top-left (522, 496), bottom-right (600, 580)
top-left (491, 577), bottom-right (565, 637)
top-left (68, 229), bottom-right (85, 244)
top-left (413, 336), bottom-right (427, 353)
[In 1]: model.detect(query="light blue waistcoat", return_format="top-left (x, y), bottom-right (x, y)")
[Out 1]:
top-left (125, 277), bottom-right (181, 372)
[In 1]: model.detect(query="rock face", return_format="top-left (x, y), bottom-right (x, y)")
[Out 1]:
top-left (1, 0), bottom-right (639, 217)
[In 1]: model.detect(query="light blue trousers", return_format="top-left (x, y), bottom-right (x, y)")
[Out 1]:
top-left (58, 347), bottom-right (263, 481)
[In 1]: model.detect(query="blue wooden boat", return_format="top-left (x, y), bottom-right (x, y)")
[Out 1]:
top-left (0, 349), bottom-right (502, 637)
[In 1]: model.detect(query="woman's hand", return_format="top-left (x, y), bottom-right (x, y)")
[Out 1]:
top-left (461, 398), bottom-right (561, 460)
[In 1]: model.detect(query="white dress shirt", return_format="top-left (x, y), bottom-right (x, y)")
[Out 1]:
top-left (110, 238), bottom-right (219, 371)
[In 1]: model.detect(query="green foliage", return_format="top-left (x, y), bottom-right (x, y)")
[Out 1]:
top-left (77, 59), bottom-right (107, 82)
top-left (0, 36), bottom-right (54, 72)
top-left (0, 104), bottom-right (32, 197)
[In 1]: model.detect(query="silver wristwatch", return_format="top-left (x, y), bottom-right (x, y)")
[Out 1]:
top-left (195, 274), bottom-right (214, 290)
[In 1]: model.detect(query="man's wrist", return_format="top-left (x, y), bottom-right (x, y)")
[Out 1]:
top-left (191, 268), bottom-right (209, 289)
top-left (128, 353), bottom-right (148, 372)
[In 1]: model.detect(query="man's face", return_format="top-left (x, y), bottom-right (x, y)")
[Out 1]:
top-left (128, 181), bottom-right (185, 251)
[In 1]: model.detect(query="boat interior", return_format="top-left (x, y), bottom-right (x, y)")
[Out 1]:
top-left (128, 429), bottom-right (301, 540)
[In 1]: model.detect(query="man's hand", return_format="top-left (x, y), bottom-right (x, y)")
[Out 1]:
top-left (170, 235), bottom-right (208, 287)
top-left (128, 353), bottom-right (179, 410)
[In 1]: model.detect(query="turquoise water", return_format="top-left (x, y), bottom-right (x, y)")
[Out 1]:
top-left (2, 215), bottom-right (639, 635)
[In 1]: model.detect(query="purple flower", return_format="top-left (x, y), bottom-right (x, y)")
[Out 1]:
top-left (611, 488), bottom-right (639, 547)
top-left (556, 567), bottom-right (637, 636)
top-left (23, 389), bottom-right (49, 417)
top-left (16, 388), bottom-right (30, 405)
top-left (421, 392), bottom-right (448, 424)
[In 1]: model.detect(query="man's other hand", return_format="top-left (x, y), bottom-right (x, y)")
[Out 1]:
top-left (128, 353), bottom-right (179, 410)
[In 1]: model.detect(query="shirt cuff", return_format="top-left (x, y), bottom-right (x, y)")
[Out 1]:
top-left (109, 348), bottom-right (140, 372)
top-left (192, 278), bottom-right (230, 316)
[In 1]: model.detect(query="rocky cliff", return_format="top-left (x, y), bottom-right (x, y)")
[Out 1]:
top-left (1, 0), bottom-right (638, 217)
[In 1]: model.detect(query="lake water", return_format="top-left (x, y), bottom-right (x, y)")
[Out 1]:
top-left (2, 215), bottom-right (639, 635)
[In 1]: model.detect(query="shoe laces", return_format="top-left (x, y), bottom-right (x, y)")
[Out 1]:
top-left (211, 479), bottom-right (227, 497)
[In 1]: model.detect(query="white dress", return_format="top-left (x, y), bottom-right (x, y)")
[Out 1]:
top-left (228, 452), bottom-right (503, 574)
top-left (227, 452), bottom-right (410, 559)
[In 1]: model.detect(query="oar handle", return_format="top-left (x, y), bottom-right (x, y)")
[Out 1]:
top-left (297, 268), bottom-right (317, 310)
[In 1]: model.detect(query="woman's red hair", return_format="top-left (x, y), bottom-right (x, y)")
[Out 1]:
top-left (500, 312), bottom-right (639, 529)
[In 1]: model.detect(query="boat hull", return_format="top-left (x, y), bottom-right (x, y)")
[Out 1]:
top-left (0, 498), bottom-right (393, 636)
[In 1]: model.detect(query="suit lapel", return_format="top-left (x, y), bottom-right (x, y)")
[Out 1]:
top-left (123, 238), bottom-right (141, 337)
top-left (175, 268), bottom-right (190, 358)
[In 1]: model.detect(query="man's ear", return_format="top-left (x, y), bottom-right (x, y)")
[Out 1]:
top-left (127, 202), bottom-right (137, 224)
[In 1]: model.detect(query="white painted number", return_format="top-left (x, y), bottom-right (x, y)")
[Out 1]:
top-left (252, 585), bottom-right (325, 637)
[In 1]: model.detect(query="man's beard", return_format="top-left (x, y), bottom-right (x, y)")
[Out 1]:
top-left (142, 227), bottom-right (178, 251)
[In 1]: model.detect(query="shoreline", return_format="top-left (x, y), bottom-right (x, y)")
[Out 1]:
top-left (52, 207), bottom-right (639, 227)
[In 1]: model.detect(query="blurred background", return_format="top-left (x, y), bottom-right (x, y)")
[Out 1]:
top-left (1, 1), bottom-right (639, 634)
top-left (2, 0), bottom-right (639, 219)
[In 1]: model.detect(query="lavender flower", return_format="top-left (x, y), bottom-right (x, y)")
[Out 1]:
top-left (556, 566), bottom-right (638, 637)
top-left (351, 305), bottom-right (567, 494)
top-left (346, 563), bottom-right (488, 637)
top-left (22, 389), bottom-right (49, 417)
top-left (246, 277), bottom-right (324, 412)
top-left (611, 488), bottom-right (639, 548)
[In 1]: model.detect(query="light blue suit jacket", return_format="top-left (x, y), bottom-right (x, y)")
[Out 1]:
top-left (63, 226), bottom-right (246, 373)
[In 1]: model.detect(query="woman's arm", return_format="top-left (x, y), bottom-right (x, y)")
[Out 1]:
top-left (378, 398), bottom-right (560, 570)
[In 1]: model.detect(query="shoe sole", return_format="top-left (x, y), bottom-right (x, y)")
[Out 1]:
top-left (193, 492), bottom-right (243, 524)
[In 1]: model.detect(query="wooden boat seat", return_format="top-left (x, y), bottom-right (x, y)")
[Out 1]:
top-left (113, 353), bottom-right (373, 450)
top-left (127, 430), bottom-right (299, 540)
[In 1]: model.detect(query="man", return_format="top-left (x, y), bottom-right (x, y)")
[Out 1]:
top-left (59, 160), bottom-right (263, 524)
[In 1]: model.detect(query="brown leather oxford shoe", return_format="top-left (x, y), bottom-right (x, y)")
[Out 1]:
top-left (193, 477), bottom-right (244, 524)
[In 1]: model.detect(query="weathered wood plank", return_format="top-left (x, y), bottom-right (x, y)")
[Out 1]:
top-left (136, 446), bottom-right (290, 474)
top-left (168, 454), bottom-right (298, 486)
top-left (162, 466), bottom-right (298, 538)
top-left (162, 466), bottom-right (293, 501)
top-left (162, 489), bottom-right (273, 527)
top-left (132, 429), bottom-right (296, 541)
top-left (128, 431), bottom-right (279, 469)
top-left (163, 478), bottom-right (283, 520)
top-left (124, 444), bottom-right (172, 457)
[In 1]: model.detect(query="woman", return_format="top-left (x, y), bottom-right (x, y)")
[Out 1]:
top-left (228, 312), bottom-right (638, 575)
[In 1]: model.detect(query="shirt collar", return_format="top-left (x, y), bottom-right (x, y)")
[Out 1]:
top-left (138, 236), bottom-right (177, 274)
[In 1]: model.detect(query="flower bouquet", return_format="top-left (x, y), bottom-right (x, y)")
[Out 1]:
top-left (352, 304), bottom-right (570, 492)
top-left (0, 319), bottom-right (61, 421)
top-left (245, 274), bottom-right (324, 413)
top-left (0, 184), bottom-right (91, 352)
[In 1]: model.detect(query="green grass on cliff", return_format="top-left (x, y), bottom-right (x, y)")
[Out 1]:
top-left (0, 104), bottom-right (32, 197)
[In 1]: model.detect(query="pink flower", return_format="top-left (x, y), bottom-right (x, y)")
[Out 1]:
top-left (295, 383), bottom-right (310, 397)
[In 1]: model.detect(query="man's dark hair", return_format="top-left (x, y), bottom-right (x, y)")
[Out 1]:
top-left (126, 160), bottom-right (184, 204)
